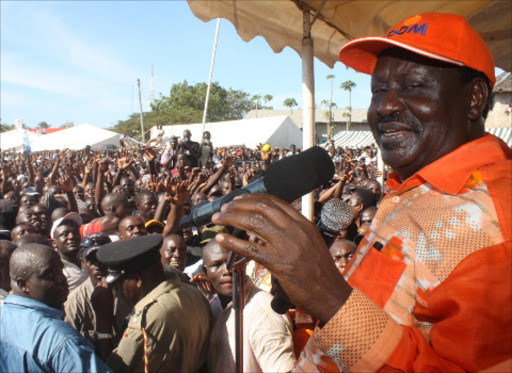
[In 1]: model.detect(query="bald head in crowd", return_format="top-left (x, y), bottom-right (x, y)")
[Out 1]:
top-left (9, 244), bottom-right (69, 310)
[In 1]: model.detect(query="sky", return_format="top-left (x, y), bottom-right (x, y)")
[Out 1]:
top-left (0, 1), bottom-right (373, 129)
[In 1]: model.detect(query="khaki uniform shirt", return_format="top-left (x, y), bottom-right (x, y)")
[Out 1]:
top-left (64, 277), bottom-right (131, 346)
top-left (108, 273), bottom-right (211, 372)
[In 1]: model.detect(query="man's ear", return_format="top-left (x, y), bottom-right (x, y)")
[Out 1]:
top-left (16, 277), bottom-right (28, 293)
top-left (468, 78), bottom-right (489, 121)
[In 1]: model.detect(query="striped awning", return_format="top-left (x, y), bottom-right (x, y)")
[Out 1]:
top-left (332, 131), bottom-right (376, 149)
top-left (332, 128), bottom-right (512, 149)
top-left (487, 127), bottom-right (512, 147)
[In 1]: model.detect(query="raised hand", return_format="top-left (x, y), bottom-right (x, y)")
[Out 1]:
top-left (57, 175), bottom-right (74, 193)
top-left (165, 179), bottom-right (194, 206)
top-left (143, 147), bottom-right (156, 162)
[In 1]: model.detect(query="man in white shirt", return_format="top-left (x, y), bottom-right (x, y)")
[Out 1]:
top-left (203, 237), bottom-right (296, 372)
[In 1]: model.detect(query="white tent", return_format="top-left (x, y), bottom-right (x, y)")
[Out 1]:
top-left (0, 129), bottom-right (42, 153)
top-left (30, 123), bottom-right (135, 152)
top-left (152, 116), bottom-right (303, 148)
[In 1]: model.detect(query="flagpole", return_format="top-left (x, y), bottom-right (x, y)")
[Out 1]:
top-left (202, 18), bottom-right (221, 138)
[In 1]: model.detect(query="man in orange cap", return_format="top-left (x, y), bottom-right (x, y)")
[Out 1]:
top-left (210, 13), bottom-right (511, 372)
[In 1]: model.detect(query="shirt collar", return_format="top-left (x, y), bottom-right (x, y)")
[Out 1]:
top-left (387, 134), bottom-right (511, 195)
top-left (3, 294), bottom-right (64, 319)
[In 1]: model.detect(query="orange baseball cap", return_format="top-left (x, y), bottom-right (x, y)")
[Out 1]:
top-left (338, 13), bottom-right (495, 88)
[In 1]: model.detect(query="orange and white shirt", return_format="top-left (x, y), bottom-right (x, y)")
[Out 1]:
top-left (295, 134), bottom-right (512, 372)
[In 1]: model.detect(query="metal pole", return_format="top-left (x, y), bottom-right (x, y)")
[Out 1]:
top-left (301, 9), bottom-right (315, 222)
top-left (233, 267), bottom-right (245, 373)
top-left (137, 79), bottom-right (145, 144)
top-left (202, 18), bottom-right (221, 138)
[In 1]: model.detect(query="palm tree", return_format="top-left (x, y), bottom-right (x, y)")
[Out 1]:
top-left (263, 94), bottom-right (273, 109)
top-left (283, 98), bottom-right (298, 116)
top-left (252, 95), bottom-right (262, 117)
top-left (326, 74), bottom-right (335, 138)
top-left (340, 80), bottom-right (356, 131)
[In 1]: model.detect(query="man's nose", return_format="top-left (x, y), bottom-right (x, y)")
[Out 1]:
top-left (377, 88), bottom-right (405, 117)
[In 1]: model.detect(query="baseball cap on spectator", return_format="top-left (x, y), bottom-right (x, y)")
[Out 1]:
top-left (17, 175), bottom-right (28, 182)
top-left (50, 212), bottom-right (83, 239)
top-left (80, 233), bottom-right (112, 259)
top-left (145, 219), bottom-right (164, 234)
top-left (22, 187), bottom-right (40, 196)
top-left (338, 12), bottom-right (496, 87)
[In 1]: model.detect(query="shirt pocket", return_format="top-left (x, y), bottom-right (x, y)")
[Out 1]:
top-left (348, 247), bottom-right (406, 308)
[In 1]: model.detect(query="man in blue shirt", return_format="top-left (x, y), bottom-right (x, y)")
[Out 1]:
top-left (0, 243), bottom-right (111, 372)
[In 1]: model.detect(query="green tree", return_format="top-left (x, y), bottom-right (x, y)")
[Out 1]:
top-left (112, 81), bottom-right (256, 137)
top-left (0, 124), bottom-right (14, 133)
top-left (61, 121), bottom-right (75, 128)
top-left (263, 94), bottom-right (273, 109)
top-left (283, 98), bottom-right (298, 116)
top-left (38, 121), bottom-right (50, 129)
top-left (252, 95), bottom-right (262, 110)
top-left (340, 80), bottom-right (356, 131)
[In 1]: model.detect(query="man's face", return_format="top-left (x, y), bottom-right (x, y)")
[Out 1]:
top-left (20, 194), bottom-right (39, 207)
top-left (176, 154), bottom-right (186, 168)
top-left (84, 183), bottom-right (95, 199)
top-left (360, 208), bottom-right (376, 226)
top-left (137, 195), bottom-right (156, 221)
top-left (120, 178), bottom-right (134, 197)
top-left (183, 130), bottom-right (191, 140)
top-left (11, 223), bottom-right (36, 242)
top-left (73, 186), bottom-right (85, 201)
top-left (368, 49), bottom-right (470, 180)
top-left (112, 185), bottom-right (124, 193)
top-left (348, 193), bottom-right (362, 219)
top-left (329, 240), bottom-right (355, 275)
top-left (366, 181), bottom-right (381, 200)
top-left (160, 236), bottom-right (187, 271)
top-left (32, 204), bottom-right (50, 234)
top-left (26, 250), bottom-right (69, 309)
top-left (54, 223), bottom-right (81, 256)
top-left (203, 241), bottom-right (232, 297)
top-left (119, 216), bottom-right (147, 239)
top-left (81, 252), bottom-right (107, 287)
top-left (85, 198), bottom-right (97, 211)
top-left (17, 207), bottom-right (41, 232)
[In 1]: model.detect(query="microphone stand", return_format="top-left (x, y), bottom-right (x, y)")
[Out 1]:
top-left (232, 263), bottom-right (245, 373)
top-left (226, 234), bottom-right (250, 373)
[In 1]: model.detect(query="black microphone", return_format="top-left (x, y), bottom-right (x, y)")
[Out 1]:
top-left (317, 198), bottom-right (354, 246)
top-left (180, 146), bottom-right (335, 227)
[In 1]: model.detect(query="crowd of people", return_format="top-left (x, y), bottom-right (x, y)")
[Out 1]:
top-left (0, 119), bottom-right (383, 371)
top-left (1, 11), bottom-right (510, 373)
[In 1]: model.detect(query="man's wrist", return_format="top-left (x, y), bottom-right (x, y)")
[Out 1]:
top-left (94, 331), bottom-right (113, 341)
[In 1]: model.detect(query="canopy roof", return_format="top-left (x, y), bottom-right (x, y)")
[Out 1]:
top-left (188, 0), bottom-right (511, 71)
top-left (30, 123), bottom-right (134, 152)
top-left (152, 116), bottom-right (303, 148)
top-left (0, 129), bottom-right (42, 152)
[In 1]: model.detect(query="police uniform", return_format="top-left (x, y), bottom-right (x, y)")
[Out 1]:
top-left (97, 234), bottom-right (211, 373)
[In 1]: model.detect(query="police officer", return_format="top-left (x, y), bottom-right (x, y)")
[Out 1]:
top-left (92, 234), bottom-right (211, 372)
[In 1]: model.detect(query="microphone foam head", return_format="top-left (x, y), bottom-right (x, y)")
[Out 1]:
top-left (320, 198), bottom-right (354, 232)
